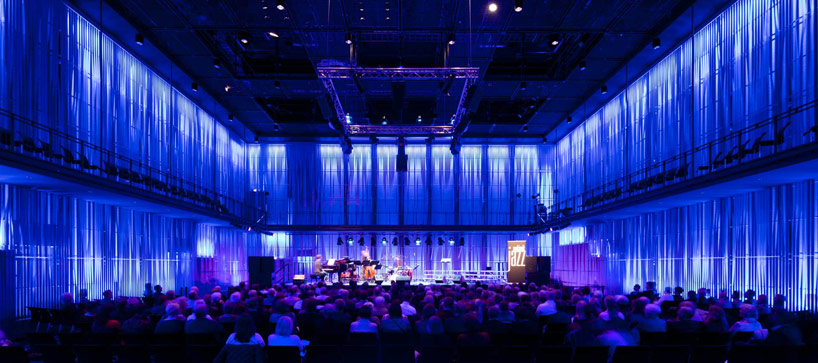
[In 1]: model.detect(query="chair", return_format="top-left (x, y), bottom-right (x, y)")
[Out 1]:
top-left (760, 121), bottom-right (791, 147)
top-left (0, 345), bottom-right (29, 363)
top-left (186, 333), bottom-right (221, 345)
top-left (536, 345), bottom-right (572, 363)
top-left (27, 332), bottom-right (56, 345)
top-left (221, 322), bottom-right (236, 334)
top-left (697, 332), bottom-right (729, 345)
top-left (798, 344), bottom-right (818, 363)
top-left (72, 344), bottom-right (112, 363)
top-left (120, 333), bottom-right (152, 345)
top-left (498, 345), bottom-right (534, 363)
top-left (153, 333), bottom-right (185, 345)
top-left (572, 346), bottom-right (610, 363)
top-left (611, 345), bottom-right (650, 363)
top-left (651, 345), bottom-right (689, 363)
top-left (727, 345), bottom-right (768, 363)
top-left (382, 344), bottom-right (416, 363)
top-left (264, 346), bottom-right (301, 363)
top-left (665, 332), bottom-right (699, 345)
top-left (188, 344), bottom-right (224, 363)
top-left (32, 345), bottom-right (75, 363)
top-left (311, 333), bottom-right (346, 345)
top-left (381, 332), bottom-right (413, 346)
top-left (639, 332), bottom-right (667, 345)
top-left (542, 331), bottom-right (566, 346)
top-left (87, 333), bottom-right (118, 345)
top-left (305, 344), bottom-right (340, 363)
top-left (456, 345), bottom-right (494, 362)
top-left (348, 332), bottom-right (377, 345)
top-left (56, 332), bottom-right (84, 346)
top-left (40, 141), bottom-right (63, 160)
top-left (110, 344), bottom-right (152, 363)
top-left (689, 345), bottom-right (728, 363)
top-left (417, 345), bottom-right (454, 363)
top-left (21, 136), bottom-right (43, 153)
top-left (342, 343), bottom-right (378, 362)
top-left (150, 344), bottom-right (188, 363)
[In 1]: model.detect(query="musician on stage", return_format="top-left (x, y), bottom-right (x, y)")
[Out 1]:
top-left (314, 254), bottom-right (326, 281)
top-left (361, 247), bottom-right (375, 281)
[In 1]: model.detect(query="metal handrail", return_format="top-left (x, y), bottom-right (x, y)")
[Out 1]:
top-left (537, 99), bottom-right (818, 229)
top-left (0, 108), bottom-right (264, 225)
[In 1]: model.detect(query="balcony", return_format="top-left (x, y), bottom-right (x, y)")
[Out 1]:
top-left (535, 100), bottom-right (818, 232)
top-left (0, 108), bottom-right (263, 227)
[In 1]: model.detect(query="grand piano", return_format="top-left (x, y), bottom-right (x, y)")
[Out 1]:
top-left (322, 257), bottom-right (351, 283)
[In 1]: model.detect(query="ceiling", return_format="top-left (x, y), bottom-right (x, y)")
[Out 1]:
top-left (105, 0), bottom-right (707, 139)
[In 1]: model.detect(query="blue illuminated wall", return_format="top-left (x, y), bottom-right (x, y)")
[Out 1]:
top-left (545, 0), bottom-right (818, 311)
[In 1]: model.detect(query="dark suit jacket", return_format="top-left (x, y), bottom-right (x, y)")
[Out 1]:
top-left (185, 318), bottom-right (224, 334)
top-left (154, 319), bottom-right (185, 335)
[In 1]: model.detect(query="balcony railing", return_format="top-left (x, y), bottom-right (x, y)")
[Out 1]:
top-left (0, 108), bottom-right (263, 226)
top-left (535, 99), bottom-right (818, 231)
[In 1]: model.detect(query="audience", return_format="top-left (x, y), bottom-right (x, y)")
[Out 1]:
top-left (729, 304), bottom-right (763, 333)
top-left (186, 300), bottom-right (224, 335)
top-left (380, 303), bottom-right (411, 333)
top-left (266, 316), bottom-right (302, 351)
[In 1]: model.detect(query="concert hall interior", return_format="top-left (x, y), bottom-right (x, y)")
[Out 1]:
top-left (1, 0), bottom-right (817, 361)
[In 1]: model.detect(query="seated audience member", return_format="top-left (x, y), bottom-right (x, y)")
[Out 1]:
top-left (766, 294), bottom-right (792, 328)
top-left (225, 315), bottom-right (265, 346)
top-left (535, 291), bottom-right (557, 317)
top-left (743, 289), bottom-right (757, 305)
top-left (629, 297), bottom-right (649, 326)
top-left (400, 296), bottom-right (417, 317)
top-left (269, 301), bottom-right (297, 326)
top-left (657, 287), bottom-right (674, 304)
top-left (496, 302), bottom-right (515, 324)
top-left (0, 330), bottom-right (11, 346)
top-left (565, 304), bottom-right (603, 346)
top-left (730, 291), bottom-right (743, 307)
top-left (152, 285), bottom-right (164, 301)
top-left (717, 290), bottom-right (732, 309)
top-left (60, 293), bottom-right (78, 332)
top-left (636, 304), bottom-right (666, 333)
top-left (380, 303), bottom-right (411, 334)
top-left (101, 289), bottom-right (115, 305)
top-left (510, 307), bottom-right (539, 335)
top-left (155, 303), bottom-right (186, 335)
top-left (667, 306), bottom-right (702, 334)
top-left (702, 305), bottom-right (729, 333)
top-left (457, 314), bottom-right (491, 347)
top-left (630, 284), bottom-right (641, 296)
top-left (757, 294), bottom-right (772, 315)
top-left (121, 311), bottom-right (153, 335)
top-left (547, 300), bottom-right (572, 325)
top-left (425, 315), bottom-right (445, 335)
top-left (218, 302), bottom-right (240, 325)
top-left (444, 303), bottom-right (468, 334)
top-left (673, 287), bottom-right (685, 302)
top-left (350, 305), bottom-right (379, 333)
top-left (599, 296), bottom-right (625, 321)
top-left (481, 307), bottom-right (510, 334)
top-left (186, 300), bottom-right (223, 334)
top-left (267, 316), bottom-right (303, 351)
top-left (415, 305), bottom-right (438, 335)
top-left (729, 304), bottom-right (762, 333)
top-left (91, 305), bottom-right (121, 334)
top-left (372, 296), bottom-right (389, 317)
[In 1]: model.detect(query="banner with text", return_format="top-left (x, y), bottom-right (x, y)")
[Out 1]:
top-left (507, 240), bottom-right (526, 283)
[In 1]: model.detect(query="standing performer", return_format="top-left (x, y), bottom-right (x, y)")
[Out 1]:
top-left (314, 254), bottom-right (326, 282)
top-left (362, 247), bottom-right (375, 280)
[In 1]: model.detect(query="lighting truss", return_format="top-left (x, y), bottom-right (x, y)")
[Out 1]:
top-left (317, 67), bottom-right (479, 136)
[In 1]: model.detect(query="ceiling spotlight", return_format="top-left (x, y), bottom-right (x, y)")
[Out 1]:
top-left (448, 237), bottom-right (455, 246)
top-left (247, 226), bottom-right (252, 232)
top-left (274, 80), bottom-right (281, 89)
top-left (382, 237), bottom-right (388, 245)
top-left (438, 237), bottom-right (445, 246)
top-left (358, 237), bottom-right (365, 246)
top-left (514, 0), bottom-right (523, 12)
top-left (267, 31), bottom-right (279, 38)
top-left (522, 125), bottom-right (529, 133)
top-left (135, 33), bottom-right (144, 46)
top-left (227, 114), bottom-right (234, 122)
top-left (381, 116), bottom-right (387, 125)
top-left (578, 60), bottom-right (587, 71)
top-left (404, 237), bottom-right (410, 246)
top-left (566, 115), bottom-right (572, 123)
top-left (425, 237), bottom-right (432, 246)
top-left (239, 32), bottom-right (250, 44)
top-left (345, 113), bottom-right (352, 124)
top-left (276, 0), bottom-right (285, 11)
top-left (345, 32), bottom-right (353, 45)
top-left (337, 237), bottom-right (343, 245)
top-left (273, 124), bottom-right (281, 132)
top-left (520, 81), bottom-right (527, 91)
top-left (447, 33), bottom-right (456, 45)
top-left (488, 3), bottom-right (498, 12)
top-left (347, 236), bottom-right (354, 245)
top-left (601, 84), bottom-right (608, 94)
top-left (652, 38), bottom-right (661, 50)
top-left (213, 58), bottom-right (221, 69)
top-left (415, 237), bottom-right (422, 246)
top-left (191, 82), bottom-right (199, 92)
top-left (416, 115), bottom-right (422, 123)
top-left (392, 237), bottom-right (398, 246)
top-left (224, 85), bottom-right (232, 92)
top-left (549, 34), bottom-right (560, 46)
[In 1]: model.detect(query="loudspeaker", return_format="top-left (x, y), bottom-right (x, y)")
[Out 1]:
top-left (248, 256), bottom-right (275, 287)
top-left (524, 256), bottom-right (538, 273)
top-left (293, 274), bottom-right (305, 285)
top-left (537, 256), bottom-right (550, 273)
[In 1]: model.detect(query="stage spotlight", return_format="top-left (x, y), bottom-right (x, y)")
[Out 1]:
top-left (459, 237), bottom-right (465, 246)
top-left (370, 236), bottom-right (377, 246)
top-left (191, 82), bottom-right (199, 92)
top-left (566, 115), bottom-right (572, 123)
top-left (414, 237), bottom-right (421, 246)
top-left (578, 60), bottom-right (587, 71)
top-left (601, 84), bottom-right (608, 94)
top-left (447, 33), bottom-right (456, 45)
top-left (392, 237), bottom-right (398, 246)
top-left (213, 58), bottom-right (221, 69)
top-left (276, 0), bottom-right (285, 11)
top-left (448, 237), bottom-right (455, 246)
top-left (267, 31), bottom-right (279, 38)
top-left (652, 37), bottom-right (661, 50)
top-left (404, 237), bottom-right (410, 246)
top-left (488, 3), bottom-right (498, 12)
top-left (519, 81), bottom-right (527, 91)
top-left (514, 0), bottom-right (523, 12)
top-left (549, 34), bottom-right (560, 46)
top-left (227, 114), bottom-right (234, 122)
top-left (135, 33), bottom-right (144, 46)
top-left (425, 237), bottom-right (432, 246)
top-left (438, 237), bottom-right (445, 246)
top-left (347, 236), bottom-right (354, 245)
top-left (239, 32), bottom-right (250, 44)
top-left (382, 237), bottom-right (388, 245)
top-left (358, 237), bottom-right (365, 246)
top-left (345, 32), bottom-right (353, 45)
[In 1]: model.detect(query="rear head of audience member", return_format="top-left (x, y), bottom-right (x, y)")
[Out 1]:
top-left (61, 292), bottom-right (74, 306)
top-left (275, 316), bottom-right (294, 337)
top-left (426, 316), bottom-right (444, 334)
top-left (705, 305), bottom-right (726, 325)
top-left (464, 313), bottom-right (481, 333)
top-left (358, 305), bottom-right (372, 321)
top-left (234, 315), bottom-right (257, 343)
top-left (165, 302), bottom-right (181, 319)
top-left (193, 300), bottom-right (209, 319)
top-left (676, 306), bottom-right (693, 321)
top-left (632, 297), bottom-right (649, 315)
top-left (773, 294), bottom-right (786, 309)
top-left (388, 303), bottom-right (402, 319)
top-left (739, 304), bottom-right (758, 320)
top-left (644, 304), bottom-right (661, 319)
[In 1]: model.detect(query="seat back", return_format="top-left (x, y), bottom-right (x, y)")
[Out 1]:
top-left (34, 344), bottom-right (75, 363)
top-left (572, 346), bottom-right (610, 363)
top-left (536, 345), bottom-right (572, 363)
top-left (611, 345), bottom-right (651, 363)
top-left (27, 332), bottom-right (56, 345)
top-left (382, 344), bottom-right (415, 363)
top-left (456, 345), bottom-right (494, 362)
top-left (0, 345), bottom-right (29, 363)
top-left (418, 345), bottom-right (454, 363)
top-left (187, 344), bottom-right (224, 363)
top-left (111, 344), bottom-right (152, 363)
top-left (689, 345), bottom-right (728, 363)
top-left (639, 332), bottom-right (667, 345)
top-left (185, 333), bottom-right (221, 345)
top-left (305, 344), bottom-right (339, 363)
top-left (381, 332), bottom-right (413, 345)
top-left (651, 345), bottom-right (689, 363)
top-left (73, 344), bottom-right (113, 363)
top-left (150, 344), bottom-right (188, 363)
top-left (264, 346), bottom-right (301, 363)
top-left (342, 344), bottom-right (378, 363)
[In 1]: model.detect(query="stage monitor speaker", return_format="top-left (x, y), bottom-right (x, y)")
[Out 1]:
top-left (248, 256), bottom-right (276, 287)
top-left (293, 274), bottom-right (305, 285)
top-left (524, 256), bottom-right (538, 273)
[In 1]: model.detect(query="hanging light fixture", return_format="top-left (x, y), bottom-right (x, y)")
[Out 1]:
top-left (135, 33), bottom-right (144, 46)
top-left (276, 0), bottom-right (285, 11)
top-left (514, 0), bottom-right (523, 12)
